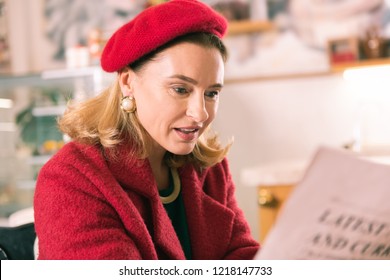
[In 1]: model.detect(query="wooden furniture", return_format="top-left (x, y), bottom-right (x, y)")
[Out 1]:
top-left (241, 160), bottom-right (306, 243)
top-left (227, 20), bottom-right (274, 36)
top-left (257, 184), bottom-right (295, 243)
top-left (330, 57), bottom-right (390, 72)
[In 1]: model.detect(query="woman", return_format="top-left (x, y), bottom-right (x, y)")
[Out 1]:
top-left (34, 0), bottom-right (259, 260)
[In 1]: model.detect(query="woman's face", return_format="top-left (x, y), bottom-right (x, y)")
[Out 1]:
top-left (129, 42), bottom-right (224, 156)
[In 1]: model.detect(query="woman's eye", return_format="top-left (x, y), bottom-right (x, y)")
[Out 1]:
top-left (205, 90), bottom-right (220, 99)
top-left (173, 87), bottom-right (188, 94)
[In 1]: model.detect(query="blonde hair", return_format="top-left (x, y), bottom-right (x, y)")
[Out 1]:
top-left (59, 33), bottom-right (232, 168)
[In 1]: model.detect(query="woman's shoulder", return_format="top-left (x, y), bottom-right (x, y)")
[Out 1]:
top-left (42, 141), bottom-right (105, 171)
top-left (205, 157), bottom-right (231, 178)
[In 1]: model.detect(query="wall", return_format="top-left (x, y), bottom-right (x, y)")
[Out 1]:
top-left (6, 0), bottom-right (65, 74)
top-left (213, 72), bottom-right (390, 241)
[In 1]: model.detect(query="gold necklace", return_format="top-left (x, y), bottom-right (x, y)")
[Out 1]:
top-left (159, 168), bottom-right (181, 204)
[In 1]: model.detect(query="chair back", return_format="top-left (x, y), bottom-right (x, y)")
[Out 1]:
top-left (0, 223), bottom-right (36, 260)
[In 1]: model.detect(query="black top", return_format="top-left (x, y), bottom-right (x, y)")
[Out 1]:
top-left (159, 172), bottom-right (192, 259)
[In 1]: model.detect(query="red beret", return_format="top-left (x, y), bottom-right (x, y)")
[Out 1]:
top-left (101, 0), bottom-right (228, 72)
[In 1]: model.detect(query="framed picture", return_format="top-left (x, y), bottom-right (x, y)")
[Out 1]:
top-left (327, 38), bottom-right (360, 65)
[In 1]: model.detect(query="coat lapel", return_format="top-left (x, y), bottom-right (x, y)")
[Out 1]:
top-left (180, 166), bottom-right (235, 259)
top-left (148, 195), bottom-right (186, 259)
top-left (107, 152), bottom-right (185, 259)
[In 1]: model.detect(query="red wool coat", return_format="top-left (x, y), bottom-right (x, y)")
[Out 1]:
top-left (34, 142), bottom-right (259, 259)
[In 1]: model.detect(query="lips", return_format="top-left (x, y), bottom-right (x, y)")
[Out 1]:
top-left (174, 126), bottom-right (201, 141)
top-left (176, 128), bottom-right (198, 133)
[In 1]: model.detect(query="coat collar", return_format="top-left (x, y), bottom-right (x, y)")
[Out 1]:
top-left (105, 146), bottom-right (185, 259)
top-left (104, 144), bottom-right (235, 259)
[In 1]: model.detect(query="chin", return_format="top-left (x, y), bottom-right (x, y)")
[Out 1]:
top-left (168, 144), bottom-right (196, 156)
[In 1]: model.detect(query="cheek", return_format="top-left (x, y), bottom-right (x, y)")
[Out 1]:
top-left (133, 84), bottom-right (162, 120)
top-left (135, 94), bottom-right (178, 131)
top-left (206, 101), bottom-right (218, 122)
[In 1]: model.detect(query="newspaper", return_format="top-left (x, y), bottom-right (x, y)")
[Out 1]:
top-left (255, 146), bottom-right (390, 260)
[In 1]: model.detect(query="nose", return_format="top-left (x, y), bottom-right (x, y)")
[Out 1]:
top-left (186, 93), bottom-right (209, 123)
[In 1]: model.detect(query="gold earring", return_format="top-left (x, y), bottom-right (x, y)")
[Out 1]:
top-left (121, 96), bottom-right (136, 113)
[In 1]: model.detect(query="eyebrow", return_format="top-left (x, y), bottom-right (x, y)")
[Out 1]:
top-left (168, 74), bottom-right (223, 88)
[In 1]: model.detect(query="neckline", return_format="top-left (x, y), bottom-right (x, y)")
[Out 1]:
top-left (159, 168), bottom-right (181, 204)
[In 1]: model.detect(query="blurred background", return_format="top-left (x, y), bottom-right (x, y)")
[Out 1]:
top-left (1, 0), bottom-right (390, 242)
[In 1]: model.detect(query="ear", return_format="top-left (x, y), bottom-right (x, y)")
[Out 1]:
top-left (118, 68), bottom-right (137, 97)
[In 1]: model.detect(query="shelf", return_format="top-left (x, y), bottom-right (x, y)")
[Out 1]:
top-left (16, 180), bottom-right (36, 190)
top-left (224, 70), bottom-right (334, 84)
top-left (27, 155), bottom-right (51, 166)
top-left (225, 57), bottom-right (390, 84)
top-left (32, 105), bottom-right (66, 117)
top-left (41, 66), bottom-right (102, 80)
top-left (330, 57), bottom-right (390, 72)
top-left (0, 72), bottom-right (42, 87)
top-left (0, 66), bottom-right (109, 88)
top-left (227, 20), bottom-right (274, 36)
top-left (0, 66), bottom-right (102, 81)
